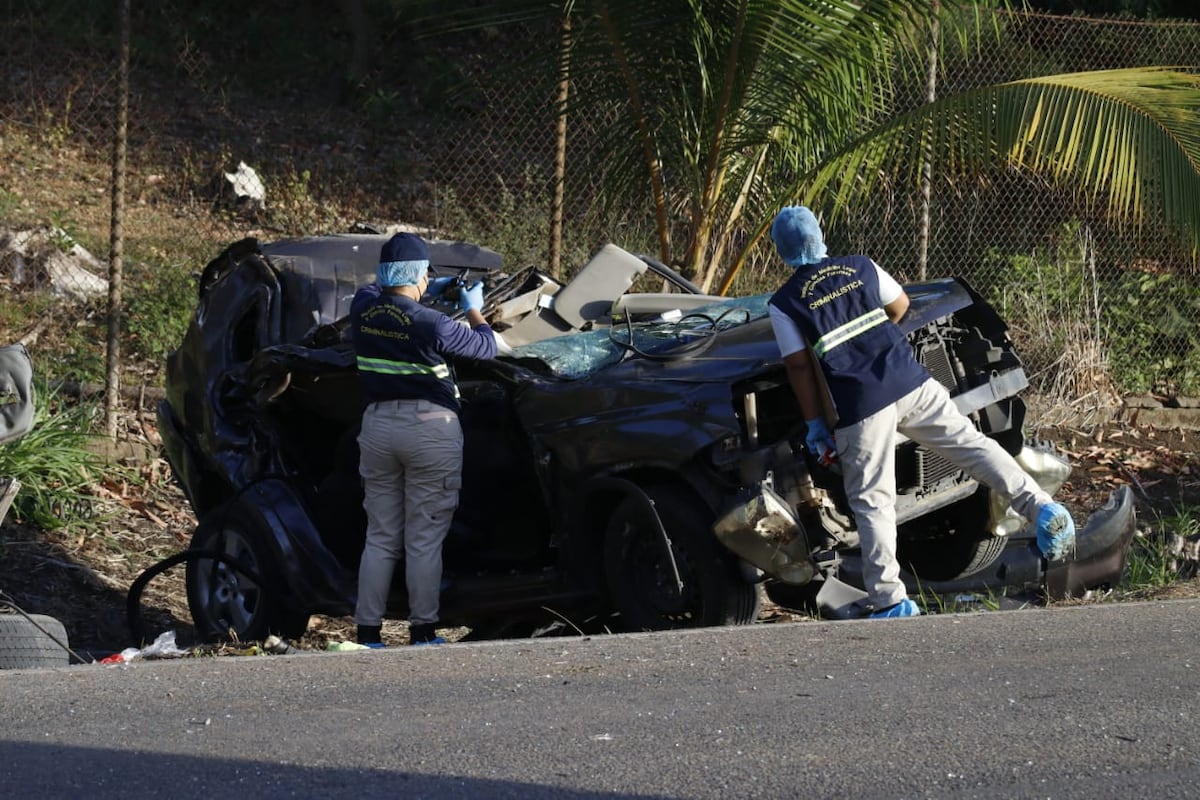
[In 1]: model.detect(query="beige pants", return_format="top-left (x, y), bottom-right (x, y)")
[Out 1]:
top-left (355, 398), bottom-right (463, 627)
top-left (837, 378), bottom-right (1052, 609)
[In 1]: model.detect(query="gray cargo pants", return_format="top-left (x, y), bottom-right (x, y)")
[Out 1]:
top-left (837, 378), bottom-right (1053, 610)
top-left (355, 398), bottom-right (463, 628)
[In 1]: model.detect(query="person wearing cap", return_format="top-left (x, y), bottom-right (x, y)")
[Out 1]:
top-left (766, 205), bottom-right (1076, 618)
top-left (350, 232), bottom-right (496, 646)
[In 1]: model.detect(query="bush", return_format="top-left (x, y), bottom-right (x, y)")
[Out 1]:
top-left (123, 263), bottom-right (198, 371)
top-left (985, 221), bottom-right (1200, 399)
top-left (1102, 270), bottom-right (1200, 396)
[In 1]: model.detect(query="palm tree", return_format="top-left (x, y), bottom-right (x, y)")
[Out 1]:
top-left (417, 1), bottom-right (1200, 293)
top-left (721, 64), bottom-right (1200, 293)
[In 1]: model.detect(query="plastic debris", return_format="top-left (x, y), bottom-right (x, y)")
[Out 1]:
top-left (327, 641), bottom-right (371, 652)
top-left (224, 161), bottom-right (265, 207)
top-left (99, 630), bottom-right (188, 664)
top-left (264, 635), bottom-right (299, 655)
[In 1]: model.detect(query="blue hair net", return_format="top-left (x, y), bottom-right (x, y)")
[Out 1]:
top-left (770, 206), bottom-right (827, 267)
top-left (377, 260), bottom-right (429, 287)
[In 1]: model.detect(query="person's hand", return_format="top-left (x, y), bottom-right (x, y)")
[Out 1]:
top-left (804, 418), bottom-right (838, 470)
top-left (458, 281), bottom-right (485, 313)
top-left (424, 276), bottom-right (456, 303)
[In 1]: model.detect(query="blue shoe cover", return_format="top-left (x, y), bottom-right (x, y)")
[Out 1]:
top-left (1036, 502), bottom-right (1075, 560)
top-left (411, 636), bottom-right (447, 646)
top-left (869, 598), bottom-right (921, 618)
top-left (363, 641), bottom-right (386, 649)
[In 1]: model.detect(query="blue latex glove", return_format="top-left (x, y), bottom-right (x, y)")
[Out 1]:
top-left (1036, 502), bottom-right (1075, 560)
top-left (423, 276), bottom-right (456, 303)
top-left (458, 281), bottom-right (485, 313)
top-left (805, 417), bottom-right (838, 470)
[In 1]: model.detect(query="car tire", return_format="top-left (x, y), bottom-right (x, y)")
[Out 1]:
top-left (900, 492), bottom-right (1010, 581)
top-left (903, 532), bottom-right (1009, 584)
top-left (0, 613), bottom-right (70, 669)
top-left (604, 484), bottom-right (759, 631)
top-left (185, 500), bottom-right (309, 643)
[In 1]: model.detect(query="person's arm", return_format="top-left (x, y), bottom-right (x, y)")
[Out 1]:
top-left (435, 313), bottom-right (497, 361)
top-left (884, 290), bottom-right (909, 323)
top-left (769, 302), bottom-right (837, 461)
top-left (769, 304), bottom-right (825, 420)
top-left (783, 349), bottom-right (825, 421)
top-left (872, 260), bottom-right (909, 323)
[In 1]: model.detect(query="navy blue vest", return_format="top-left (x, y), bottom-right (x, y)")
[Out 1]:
top-left (769, 255), bottom-right (928, 427)
top-left (351, 290), bottom-right (460, 412)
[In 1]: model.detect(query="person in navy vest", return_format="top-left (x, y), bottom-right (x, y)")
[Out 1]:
top-left (351, 232), bottom-right (497, 645)
top-left (767, 206), bottom-right (1075, 618)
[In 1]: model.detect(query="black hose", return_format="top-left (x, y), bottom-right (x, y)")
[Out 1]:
top-left (609, 305), bottom-right (751, 362)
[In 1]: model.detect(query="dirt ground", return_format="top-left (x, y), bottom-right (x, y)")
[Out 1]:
top-left (1, 408), bottom-right (1197, 661)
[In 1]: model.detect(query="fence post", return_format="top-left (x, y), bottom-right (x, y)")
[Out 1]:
top-left (104, 0), bottom-right (129, 438)
top-left (917, 1), bottom-right (939, 282)
top-left (549, 14), bottom-right (571, 281)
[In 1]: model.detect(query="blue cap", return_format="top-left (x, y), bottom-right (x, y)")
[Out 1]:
top-left (377, 233), bottom-right (430, 287)
top-left (770, 206), bottom-right (827, 267)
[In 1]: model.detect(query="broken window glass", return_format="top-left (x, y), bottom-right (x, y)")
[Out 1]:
top-left (510, 294), bottom-right (771, 378)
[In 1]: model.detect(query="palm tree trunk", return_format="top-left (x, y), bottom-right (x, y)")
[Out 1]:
top-left (684, 0), bottom-right (751, 283)
top-left (597, 2), bottom-right (672, 263)
top-left (701, 144), bottom-right (769, 294)
top-left (104, 0), bottom-right (130, 438)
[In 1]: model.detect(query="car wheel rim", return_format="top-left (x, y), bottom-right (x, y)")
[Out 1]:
top-left (623, 526), bottom-right (697, 622)
top-left (199, 529), bottom-right (262, 634)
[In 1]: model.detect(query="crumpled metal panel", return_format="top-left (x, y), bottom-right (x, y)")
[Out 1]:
top-left (0, 344), bottom-right (34, 446)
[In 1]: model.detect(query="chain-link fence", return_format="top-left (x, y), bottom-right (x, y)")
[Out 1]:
top-left (428, 9), bottom-right (1200, 412)
top-left (848, 12), bottom-right (1200, 415)
top-left (1, 4), bottom-right (1197, 428)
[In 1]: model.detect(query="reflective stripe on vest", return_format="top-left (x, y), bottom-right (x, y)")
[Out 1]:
top-left (812, 308), bottom-right (888, 359)
top-left (356, 356), bottom-right (451, 379)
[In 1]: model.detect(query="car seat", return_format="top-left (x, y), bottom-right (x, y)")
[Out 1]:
top-left (499, 244), bottom-right (649, 346)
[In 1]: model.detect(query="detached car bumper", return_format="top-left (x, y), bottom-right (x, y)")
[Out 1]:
top-left (898, 485), bottom-right (1138, 598)
top-left (0, 343), bottom-right (35, 526)
top-left (1044, 485), bottom-right (1138, 599)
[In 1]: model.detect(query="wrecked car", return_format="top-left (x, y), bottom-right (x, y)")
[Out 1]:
top-left (156, 233), bottom-right (1137, 642)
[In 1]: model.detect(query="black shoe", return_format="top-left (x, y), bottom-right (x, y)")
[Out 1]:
top-left (409, 622), bottom-right (440, 645)
top-left (356, 624), bottom-right (382, 645)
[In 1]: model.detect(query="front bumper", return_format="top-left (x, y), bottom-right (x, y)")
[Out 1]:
top-left (894, 485), bottom-right (1138, 598)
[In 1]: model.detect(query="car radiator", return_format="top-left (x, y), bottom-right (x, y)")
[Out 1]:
top-left (902, 333), bottom-right (968, 495)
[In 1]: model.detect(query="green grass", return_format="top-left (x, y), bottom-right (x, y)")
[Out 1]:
top-left (0, 384), bottom-right (128, 531)
top-left (1123, 502), bottom-right (1200, 591)
top-left (915, 588), bottom-right (1005, 615)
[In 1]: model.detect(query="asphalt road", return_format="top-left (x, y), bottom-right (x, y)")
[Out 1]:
top-left (2, 600), bottom-right (1199, 799)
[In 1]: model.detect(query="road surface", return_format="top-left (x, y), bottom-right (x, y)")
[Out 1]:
top-left (2, 600), bottom-right (1198, 798)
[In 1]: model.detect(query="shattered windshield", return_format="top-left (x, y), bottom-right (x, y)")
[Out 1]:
top-left (508, 293), bottom-right (772, 379)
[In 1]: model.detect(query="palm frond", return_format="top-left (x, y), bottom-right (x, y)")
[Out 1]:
top-left (800, 67), bottom-right (1200, 260)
